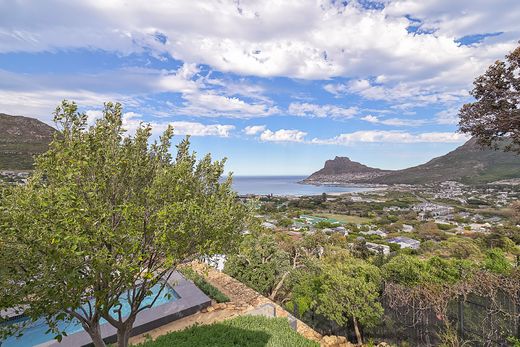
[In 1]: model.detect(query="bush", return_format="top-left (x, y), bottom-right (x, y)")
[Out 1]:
top-left (136, 315), bottom-right (318, 347)
top-left (179, 267), bottom-right (230, 303)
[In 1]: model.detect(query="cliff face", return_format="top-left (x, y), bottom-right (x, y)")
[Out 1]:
top-left (304, 138), bottom-right (520, 185)
top-left (0, 113), bottom-right (55, 170)
top-left (303, 156), bottom-right (391, 184)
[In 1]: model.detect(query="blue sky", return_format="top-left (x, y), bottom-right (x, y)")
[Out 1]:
top-left (1, 0), bottom-right (519, 175)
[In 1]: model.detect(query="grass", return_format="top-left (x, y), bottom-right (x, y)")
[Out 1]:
top-left (135, 315), bottom-right (319, 347)
top-left (316, 213), bottom-right (371, 224)
top-left (178, 267), bottom-right (230, 303)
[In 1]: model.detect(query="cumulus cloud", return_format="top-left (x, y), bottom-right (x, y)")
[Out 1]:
top-left (259, 129), bottom-right (307, 143)
top-left (1, 0), bottom-right (517, 85)
top-left (288, 103), bottom-right (357, 119)
top-left (120, 112), bottom-right (235, 137)
top-left (326, 79), bottom-right (469, 109)
top-left (179, 92), bottom-right (278, 118)
top-left (244, 125), bottom-right (266, 135)
top-left (360, 115), bottom-right (427, 126)
top-left (312, 130), bottom-right (469, 145)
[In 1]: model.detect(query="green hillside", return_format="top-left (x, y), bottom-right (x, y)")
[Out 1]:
top-left (306, 137), bottom-right (520, 185)
top-left (0, 113), bottom-right (55, 170)
top-left (372, 138), bottom-right (520, 185)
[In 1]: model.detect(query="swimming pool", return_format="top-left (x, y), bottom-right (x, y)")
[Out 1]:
top-left (1, 283), bottom-right (179, 347)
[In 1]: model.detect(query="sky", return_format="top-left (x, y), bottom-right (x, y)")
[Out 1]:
top-left (1, 0), bottom-right (519, 175)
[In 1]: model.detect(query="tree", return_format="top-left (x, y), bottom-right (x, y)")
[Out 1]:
top-left (0, 101), bottom-right (247, 347)
top-left (351, 237), bottom-right (371, 259)
top-left (459, 44), bottom-right (520, 152)
top-left (224, 233), bottom-right (290, 297)
top-left (315, 254), bottom-right (383, 345)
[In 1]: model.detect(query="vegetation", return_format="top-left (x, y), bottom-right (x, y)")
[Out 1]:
top-left (316, 213), bottom-right (371, 224)
top-left (136, 315), bottom-right (318, 347)
top-left (0, 101), bottom-right (247, 347)
top-left (459, 44), bottom-right (520, 153)
top-left (315, 251), bottom-right (383, 345)
top-left (178, 267), bottom-right (230, 303)
top-left (225, 233), bottom-right (290, 298)
top-left (0, 113), bottom-right (54, 170)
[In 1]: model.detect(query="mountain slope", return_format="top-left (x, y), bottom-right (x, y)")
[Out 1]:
top-left (0, 113), bottom-right (55, 170)
top-left (304, 138), bottom-right (520, 185)
top-left (303, 156), bottom-right (391, 184)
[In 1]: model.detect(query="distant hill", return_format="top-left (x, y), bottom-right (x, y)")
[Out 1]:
top-left (0, 113), bottom-right (55, 170)
top-left (304, 156), bottom-right (391, 184)
top-left (303, 138), bottom-right (520, 185)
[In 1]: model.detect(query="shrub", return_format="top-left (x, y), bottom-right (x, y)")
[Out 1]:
top-left (179, 267), bottom-right (230, 303)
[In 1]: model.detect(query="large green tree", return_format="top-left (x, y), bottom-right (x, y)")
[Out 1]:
top-left (224, 233), bottom-right (290, 297)
top-left (459, 44), bottom-right (520, 152)
top-left (315, 251), bottom-right (383, 345)
top-left (0, 101), bottom-right (247, 347)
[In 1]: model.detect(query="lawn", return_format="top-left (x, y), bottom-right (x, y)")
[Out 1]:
top-left (316, 213), bottom-right (371, 224)
top-left (135, 315), bottom-right (318, 347)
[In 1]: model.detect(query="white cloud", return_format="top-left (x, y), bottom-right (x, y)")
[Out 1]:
top-left (326, 79), bottom-right (469, 109)
top-left (244, 125), bottom-right (266, 135)
top-left (385, 0), bottom-right (520, 40)
top-left (435, 107), bottom-right (460, 125)
top-left (0, 88), bottom-right (138, 124)
top-left (288, 103), bottom-right (357, 119)
top-left (2, 0), bottom-right (519, 130)
top-left (1, 0), bottom-right (517, 85)
top-left (360, 115), bottom-right (427, 126)
top-left (179, 92), bottom-right (278, 118)
top-left (121, 113), bottom-right (234, 137)
top-left (312, 130), bottom-right (469, 145)
top-left (259, 129), bottom-right (307, 143)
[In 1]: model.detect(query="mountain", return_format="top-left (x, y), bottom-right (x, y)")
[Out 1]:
top-left (304, 156), bottom-right (391, 184)
top-left (0, 113), bottom-right (55, 170)
top-left (303, 138), bottom-right (520, 185)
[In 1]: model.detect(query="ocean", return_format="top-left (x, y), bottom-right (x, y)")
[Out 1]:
top-left (228, 176), bottom-right (373, 196)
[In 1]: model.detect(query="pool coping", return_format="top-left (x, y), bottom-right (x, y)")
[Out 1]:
top-left (35, 271), bottom-right (211, 347)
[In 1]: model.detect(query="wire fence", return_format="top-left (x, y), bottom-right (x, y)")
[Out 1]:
top-left (368, 291), bottom-right (520, 346)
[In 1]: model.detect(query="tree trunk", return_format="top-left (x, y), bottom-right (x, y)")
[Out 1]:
top-left (117, 326), bottom-right (132, 347)
top-left (84, 323), bottom-right (106, 347)
top-left (269, 271), bottom-right (290, 301)
top-left (352, 316), bottom-right (363, 346)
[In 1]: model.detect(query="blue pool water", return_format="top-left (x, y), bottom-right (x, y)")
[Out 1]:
top-left (1, 283), bottom-right (179, 347)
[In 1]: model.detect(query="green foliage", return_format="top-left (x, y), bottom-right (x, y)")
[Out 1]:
top-left (315, 256), bottom-right (383, 330)
top-left (0, 101), bottom-right (247, 347)
top-left (441, 237), bottom-right (482, 260)
top-left (277, 218), bottom-right (293, 228)
top-left (382, 254), bottom-right (473, 286)
top-left (178, 267), bottom-right (230, 303)
top-left (136, 315), bottom-right (318, 347)
top-left (436, 223), bottom-right (456, 231)
top-left (483, 248), bottom-right (513, 275)
top-left (224, 233), bottom-right (290, 296)
top-left (351, 237), bottom-right (371, 259)
top-left (286, 262), bottom-right (322, 317)
top-left (314, 220), bottom-right (339, 229)
top-left (507, 336), bottom-right (520, 347)
top-left (382, 254), bottom-right (429, 286)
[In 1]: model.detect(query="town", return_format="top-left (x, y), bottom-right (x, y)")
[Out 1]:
top-left (244, 181), bottom-right (520, 257)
